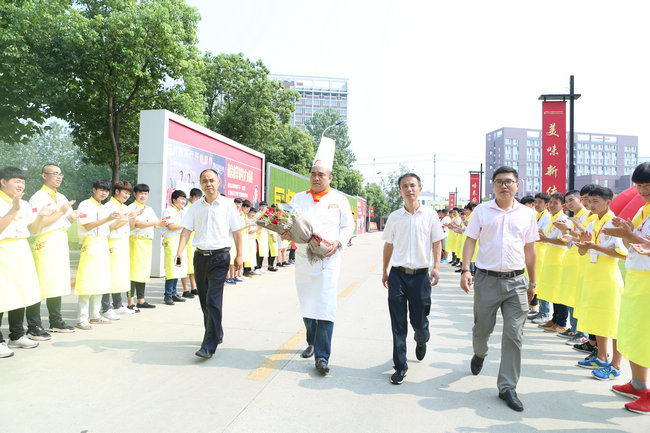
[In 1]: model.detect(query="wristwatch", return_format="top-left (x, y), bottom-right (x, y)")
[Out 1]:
top-left (460, 269), bottom-right (471, 273)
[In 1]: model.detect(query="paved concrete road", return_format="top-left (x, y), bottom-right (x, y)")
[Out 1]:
top-left (1, 232), bottom-right (646, 433)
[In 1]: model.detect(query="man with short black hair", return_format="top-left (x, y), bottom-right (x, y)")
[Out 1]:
top-left (382, 172), bottom-right (443, 384)
top-left (460, 166), bottom-right (538, 411)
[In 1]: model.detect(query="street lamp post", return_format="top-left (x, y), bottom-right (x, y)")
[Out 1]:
top-left (321, 120), bottom-right (345, 141)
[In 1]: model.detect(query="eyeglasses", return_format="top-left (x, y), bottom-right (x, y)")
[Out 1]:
top-left (45, 172), bottom-right (64, 178)
top-left (493, 179), bottom-right (516, 187)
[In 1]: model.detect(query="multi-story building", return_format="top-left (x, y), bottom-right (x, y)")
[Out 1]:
top-left (485, 127), bottom-right (638, 198)
top-left (269, 74), bottom-right (348, 130)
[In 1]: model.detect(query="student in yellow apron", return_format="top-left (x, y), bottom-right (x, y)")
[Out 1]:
top-left (604, 162), bottom-right (650, 413)
top-left (128, 183), bottom-right (167, 309)
top-left (530, 192), bottom-right (551, 324)
top-left (161, 190), bottom-right (188, 305)
top-left (575, 186), bottom-right (627, 377)
top-left (27, 164), bottom-right (79, 337)
top-left (75, 179), bottom-right (119, 329)
top-left (536, 193), bottom-right (569, 333)
top-left (0, 166), bottom-right (47, 355)
top-left (101, 181), bottom-right (140, 319)
top-left (181, 188), bottom-right (203, 295)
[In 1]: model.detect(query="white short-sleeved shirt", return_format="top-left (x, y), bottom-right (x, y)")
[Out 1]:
top-left (128, 202), bottom-right (158, 239)
top-left (464, 199), bottom-right (539, 272)
top-left (544, 212), bottom-right (568, 250)
top-left (383, 205), bottom-right (444, 269)
top-left (180, 194), bottom-right (244, 250)
top-left (584, 211), bottom-right (627, 263)
top-left (160, 205), bottom-right (183, 238)
top-left (28, 187), bottom-right (72, 236)
top-left (103, 197), bottom-right (130, 239)
top-left (626, 205), bottom-right (650, 271)
top-left (536, 209), bottom-right (551, 232)
top-left (77, 197), bottom-right (110, 239)
top-left (0, 195), bottom-right (34, 240)
top-left (440, 215), bottom-right (451, 237)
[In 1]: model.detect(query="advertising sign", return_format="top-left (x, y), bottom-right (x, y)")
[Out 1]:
top-left (469, 173), bottom-right (480, 203)
top-left (541, 101), bottom-right (567, 195)
top-left (449, 192), bottom-right (456, 210)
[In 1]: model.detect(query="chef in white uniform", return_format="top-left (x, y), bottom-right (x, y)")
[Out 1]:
top-left (286, 137), bottom-right (354, 375)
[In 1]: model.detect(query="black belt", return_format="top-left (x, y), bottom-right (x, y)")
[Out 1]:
top-left (476, 268), bottom-right (524, 279)
top-left (196, 247), bottom-right (230, 256)
top-left (393, 266), bottom-right (429, 275)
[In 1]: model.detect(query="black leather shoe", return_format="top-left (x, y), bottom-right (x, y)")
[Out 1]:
top-left (182, 291), bottom-right (195, 298)
top-left (171, 295), bottom-right (186, 302)
top-left (315, 359), bottom-right (330, 375)
top-left (301, 345), bottom-right (314, 358)
top-left (267, 267), bottom-right (278, 272)
top-left (164, 296), bottom-right (174, 305)
top-left (499, 389), bottom-right (524, 412)
top-left (195, 348), bottom-right (212, 359)
top-left (471, 354), bottom-right (484, 375)
top-left (416, 342), bottom-right (426, 361)
top-left (191, 289), bottom-right (199, 295)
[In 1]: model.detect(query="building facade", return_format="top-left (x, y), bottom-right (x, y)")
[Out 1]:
top-left (269, 74), bottom-right (348, 130)
top-left (485, 127), bottom-right (638, 197)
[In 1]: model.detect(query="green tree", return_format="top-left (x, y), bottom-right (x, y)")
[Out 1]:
top-left (305, 108), bottom-right (363, 195)
top-left (0, 120), bottom-right (137, 205)
top-left (202, 52), bottom-right (299, 148)
top-left (262, 124), bottom-right (315, 176)
top-left (362, 182), bottom-right (390, 218)
top-left (1, 0), bottom-right (205, 182)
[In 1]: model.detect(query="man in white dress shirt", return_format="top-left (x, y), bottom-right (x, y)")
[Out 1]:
top-left (460, 166), bottom-right (538, 412)
top-left (382, 172), bottom-right (443, 384)
top-left (176, 169), bottom-right (244, 359)
top-left (285, 138), bottom-right (354, 375)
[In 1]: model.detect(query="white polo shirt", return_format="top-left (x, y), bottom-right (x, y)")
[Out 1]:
top-left (29, 186), bottom-right (72, 236)
top-left (103, 197), bottom-right (130, 240)
top-left (128, 202), bottom-right (158, 239)
top-left (77, 197), bottom-right (110, 240)
top-left (544, 211), bottom-right (568, 250)
top-left (626, 205), bottom-right (650, 271)
top-left (440, 215), bottom-right (451, 238)
top-left (0, 194), bottom-right (33, 240)
top-left (464, 199), bottom-right (539, 272)
top-left (160, 205), bottom-right (183, 238)
top-left (382, 204), bottom-right (444, 269)
top-left (180, 194), bottom-right (244, 250)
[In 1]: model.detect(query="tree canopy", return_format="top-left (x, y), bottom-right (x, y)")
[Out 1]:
top-left (1, 0), bottom-right (205, 182)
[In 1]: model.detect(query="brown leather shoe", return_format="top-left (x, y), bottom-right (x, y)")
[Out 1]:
top-left (538, 320), bottom-right (554, 328)
top-left (544, 324), bottom-right (568, 333)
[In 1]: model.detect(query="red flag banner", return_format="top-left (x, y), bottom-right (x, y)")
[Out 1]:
top-left (541, 101), bottom-right (567, 195)
top-left (449, 192), bottom-right (456, 210)
top-left (469, 173), bottom-right (480, 203)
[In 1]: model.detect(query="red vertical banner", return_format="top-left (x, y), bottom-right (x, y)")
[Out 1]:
top-left (541, 101), bottom-right (567, 194)
top-left (469, 173), bottom-right (480, 203)
top-left (449, 192), bottom-right (456, 210)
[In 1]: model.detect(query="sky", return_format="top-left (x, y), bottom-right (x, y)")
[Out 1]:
top-left (186, 0), bottom-right (650, 199)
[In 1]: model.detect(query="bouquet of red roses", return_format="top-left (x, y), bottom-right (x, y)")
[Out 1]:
top-left (256, 205), bottom-right (332, 263)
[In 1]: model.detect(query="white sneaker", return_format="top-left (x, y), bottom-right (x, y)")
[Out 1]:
top-left (8, 336), bottom-right (39, 349)
top-left (102, 309), bottom-right (120, 320)
top-left (90, 317), bottom-right (112, 324)
top-left (531, 314), bottom-right (551, 325)
top-left (114, 305), bottom-right (135, 315)
top-left (252, 269), bottom-right (262, 275)
top-left (0, 342), bottom-right (15, 358)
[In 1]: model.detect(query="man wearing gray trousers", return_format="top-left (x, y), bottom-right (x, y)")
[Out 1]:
top-left (460, 166), bottom-right (539, 412)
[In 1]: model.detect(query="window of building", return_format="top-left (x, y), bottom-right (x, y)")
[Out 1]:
top-left (603, 179), bottom-right (609, 187)
top-left (512, 147), bottom-right (519, 160)
top-left (512, 139), bottom-right (519, 145)
top-left (505, 146), bottom-right (511, 159)
top-left (505, 138), bottom-right (511, 145)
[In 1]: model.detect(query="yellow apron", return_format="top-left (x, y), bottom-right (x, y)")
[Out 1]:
top-left (187, 232), bottom-right (196, 274)
top-left (537, 246), bottom-right (567, 303)
top-left (576, 256), bottom-right (623, 339)
top-left (534, 243), bottom-right (547, 294)
top-left (446, 231), bottom-right (457, 254)
top-left (163, 234), bottom-right (187, 280)
top-left (256, 228), bottom-right (268, 258)
top-left (75, 236), bottom-right (111, 295)
top-left (555, 247), bottom-right (580, 307)
top-left (130, 236), bottom-right (152, 283)
top-left (109, 238), bottom-right (130, 294)
top-left (248, 235), bottom-right (257, 266)
top-left (0, 238), bottom-right (41, 312)
top-left (32, 229), bottom-right (71, 299)
top-left (268, 231), bottom-right (279, 257)
top-left (617, 270), bottom-right (650, 368)
top-left (572, 253), bottom-right (590, 319)
top-left (457, 234), bottom-right (466, 258)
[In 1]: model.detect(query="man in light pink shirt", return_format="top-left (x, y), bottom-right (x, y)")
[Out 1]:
top-left (460, 166), bottom-right (539, 412)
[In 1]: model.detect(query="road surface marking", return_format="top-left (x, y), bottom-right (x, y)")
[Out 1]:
top-left (247, 328), bottom-right (306, 381)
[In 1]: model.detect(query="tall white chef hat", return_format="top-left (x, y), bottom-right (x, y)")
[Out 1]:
top-left (312, 137), bottom-right (335, 171)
